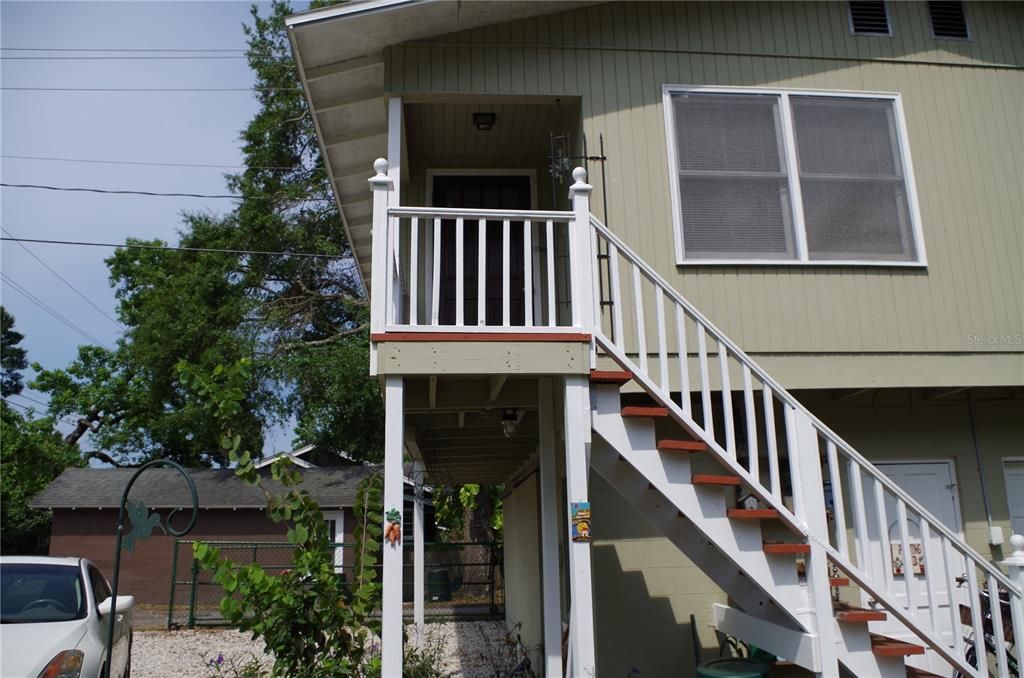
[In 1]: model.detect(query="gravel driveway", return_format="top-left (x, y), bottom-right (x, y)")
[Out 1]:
top-left (132, 622), bottom-right (511, 677)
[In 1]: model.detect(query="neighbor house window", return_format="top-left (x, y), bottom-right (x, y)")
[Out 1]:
top-left (664, 87), bottom-right (925, 265)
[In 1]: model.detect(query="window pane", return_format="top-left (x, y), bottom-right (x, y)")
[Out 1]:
top-left (792, 97), bottom-right (900, 176)
top-left (680, 177), bottom-right (794, 258)
top-left (801, 179), bottom-right (914, 260)
top-left (673, 92), bottom-right (795, 259)
top-left (792, 96), bottom-right (916, 261)
top-left (673, 93), bottom-right (783, 173)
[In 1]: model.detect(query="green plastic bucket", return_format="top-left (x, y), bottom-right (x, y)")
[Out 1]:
top-left (695, 657), bottom-right (773, 678)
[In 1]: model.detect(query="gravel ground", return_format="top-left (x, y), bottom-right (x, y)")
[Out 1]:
top-left (132, 621), bottom-right (510, 677)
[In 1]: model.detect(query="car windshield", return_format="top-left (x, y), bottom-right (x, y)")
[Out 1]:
top-left (0, 563), bottom-right (86, 623)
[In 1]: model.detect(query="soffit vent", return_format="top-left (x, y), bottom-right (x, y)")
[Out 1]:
top-left (928, 1), bottom-right (970, 39)
top-left (849, 1), bottom-right (891, 36)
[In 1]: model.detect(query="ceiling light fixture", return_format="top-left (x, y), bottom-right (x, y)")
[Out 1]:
top-left (472, 112), bottom-right (496, 131)
top-left (500, 410), bottom-right (519, 438)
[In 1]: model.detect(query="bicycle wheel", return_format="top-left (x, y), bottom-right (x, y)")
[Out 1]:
top-left (953, 645), bottom-right (977, 678)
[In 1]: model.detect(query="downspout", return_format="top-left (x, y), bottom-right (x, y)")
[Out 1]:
top-left (967, 389), bottom-right (1000, 546)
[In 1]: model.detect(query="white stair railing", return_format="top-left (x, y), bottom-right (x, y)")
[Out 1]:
top-left (588, 209), bottom-right (1021, 678)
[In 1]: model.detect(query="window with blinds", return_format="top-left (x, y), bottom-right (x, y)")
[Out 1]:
top-left (665, 88), bottom-right (924, 265)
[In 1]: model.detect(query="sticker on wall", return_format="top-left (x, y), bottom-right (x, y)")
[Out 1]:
top-left (385, 508), bottom-right (402, 546)
top-left (571, 502), bottom-right (591, 543)
top-left (891, 542), bottom-right (925, 576)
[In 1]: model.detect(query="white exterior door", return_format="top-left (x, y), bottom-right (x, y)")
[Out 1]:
top-left (1003, 460), bottom-right (1024, 536)
top-left (860, 461), bottom-right (964, 673)
top-left (323, 511), bottom-right (345, 573)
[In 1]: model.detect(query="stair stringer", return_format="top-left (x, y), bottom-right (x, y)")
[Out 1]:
top-left (590, 434), bottom-right (797, 629)
top-left (590, 385), bottom-right (812, 629)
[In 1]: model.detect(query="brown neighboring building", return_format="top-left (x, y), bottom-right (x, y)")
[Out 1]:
top-left (30, 466), bottom-right (377, 606)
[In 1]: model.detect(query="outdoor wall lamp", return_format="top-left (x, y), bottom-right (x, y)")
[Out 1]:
top-left (472, 112), bottom-right (496, 131)
top-left (500, 409), bottom-right (519, 437)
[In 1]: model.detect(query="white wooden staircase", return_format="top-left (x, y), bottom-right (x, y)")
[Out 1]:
top-left (369, 162), bottom-right (1024, 678)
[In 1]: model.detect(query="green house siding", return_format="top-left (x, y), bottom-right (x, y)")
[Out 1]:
top-left (384, 2), bottom-right (1023, 387)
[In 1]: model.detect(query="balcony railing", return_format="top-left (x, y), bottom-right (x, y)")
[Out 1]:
top-left (369, 160), bottom-right (596, 336)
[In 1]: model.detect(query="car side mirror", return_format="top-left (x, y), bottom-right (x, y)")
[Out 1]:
top-left (98, 595), bottom-right (135, 616)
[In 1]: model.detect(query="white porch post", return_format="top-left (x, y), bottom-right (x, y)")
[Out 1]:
top-left (368, 160), bottom-right (394, 376)
top-left (563, 375), bottom-right (596, 677)
top-left (568, 167), bottom-right (594, 331)
top-left (788, 407), bottom-right (840, 678)
top-left (538, 377), bottom-right (564, 677)
top-left (412, 459), bottom-right (426, 646)
top-left (1002, 535), bottom-right (1024, 668)
top-left (382, 376), bottom-right (405, 677)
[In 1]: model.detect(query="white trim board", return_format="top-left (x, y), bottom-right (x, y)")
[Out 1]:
top-left (661, 84), bottom-right (927, 268)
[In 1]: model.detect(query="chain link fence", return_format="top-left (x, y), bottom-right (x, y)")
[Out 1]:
top-left (167, 540), bottom-right (503, 629)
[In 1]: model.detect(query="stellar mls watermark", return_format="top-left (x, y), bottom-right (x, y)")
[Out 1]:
top-left (966, 333), bottom-right (1024, 346)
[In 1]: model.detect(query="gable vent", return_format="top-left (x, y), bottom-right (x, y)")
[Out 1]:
top-left (849, 1), bottom-right (891, 35)
top-left (929, 1), bottom-right (969, 39)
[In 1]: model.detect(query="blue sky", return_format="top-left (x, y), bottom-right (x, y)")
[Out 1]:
top-left (1, 1), bottom-right (298, 453)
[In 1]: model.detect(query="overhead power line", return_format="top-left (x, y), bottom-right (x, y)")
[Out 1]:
top-left (1, 226), bottom-right (124, 329)
top-left (0, 236), bottom-right (351, 261)
top-left (0, 272), bottom-right (112, 349)
top-left (2, 154), bottom-right (294, 171)
top-left (1, 55), bottom-right (291, 61)
top-left (2, 86), bottom-right (301, 92)
top-left (1, 47), bottom-right (263, 53)
top-left (0, 182), bottom-right (329, 202)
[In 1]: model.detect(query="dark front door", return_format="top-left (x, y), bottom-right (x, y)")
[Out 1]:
top-left (432, 175), bottom-right (531, 326)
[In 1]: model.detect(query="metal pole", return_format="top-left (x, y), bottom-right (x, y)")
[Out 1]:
top-left (103, 460), bottom-right (198, 678)
top-left (167, 539), bottom-right (180, 630)
top-left (187, 557), bottom-right (200, 629)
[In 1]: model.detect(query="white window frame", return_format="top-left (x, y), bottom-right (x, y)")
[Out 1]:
top-left (323, 510), bottom-right (345, 573)
top-left (662, 85), bottom-right (927, 267)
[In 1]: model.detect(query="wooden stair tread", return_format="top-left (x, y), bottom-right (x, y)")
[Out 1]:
top-left (657, 438), bottom-right (708, 452)
top-left (692, 474), bottom-right (741, 486)
top-left (870, 634), bottom-right (925, 657)
top-left (727, 508), bottom-right (780, 519)
top-left (621, 405), bottom-right (669, 418)
top-left (590, 369), bottom-right (633, 385)
top-left (763, 542), bottom-right (811, 554)
top-left (834, 603), bottom-right (887, 622)
top-left (830, 577), bottom-right (850, 587)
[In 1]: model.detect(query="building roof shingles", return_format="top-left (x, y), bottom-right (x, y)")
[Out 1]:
top-left (30, 466), bottom-right (378, 510)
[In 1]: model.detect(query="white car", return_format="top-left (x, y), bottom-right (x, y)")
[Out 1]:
top-left (0, 556), bottom-right (133, 678)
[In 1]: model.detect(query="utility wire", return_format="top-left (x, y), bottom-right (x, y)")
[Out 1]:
top-left (0, 236), bottom-right (351, 261)
top-left (13, 393), bottom-right (51, 408)
top-left (3, 397), bottom-right (81, 428)
top-left (0, 47), bottom-right (265, 53)
top-left (1, 227), bottom-right (124, 329)
top-left (2, 154), bottom-right (294, 171)
top-left (0, 273), bottom-right (112, 349)
top-left (2, 86), bottom-right (301, 92)
top-left (0, 183), bottom-right (328, 202)
top-left (1, 55), bottom-right (291, 61)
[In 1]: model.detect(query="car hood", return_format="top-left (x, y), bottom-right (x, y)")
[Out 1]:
top-left (0, 619), bottom-right (88, 678)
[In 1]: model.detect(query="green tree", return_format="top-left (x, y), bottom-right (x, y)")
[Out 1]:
top-left (1, 306), bottom-right (28, 397)
top-left (32, 1), bottom-right (382, 467)
top-left (0, 403), bottom-right (83, 553)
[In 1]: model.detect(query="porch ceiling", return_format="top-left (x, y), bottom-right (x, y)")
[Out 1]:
top-left (286, 0), bottom-right (596, 288)
top-left (405, 375), bottom-right (542, 485)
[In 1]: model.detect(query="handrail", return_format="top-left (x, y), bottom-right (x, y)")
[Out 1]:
top-left (588, 213), bottom-right (1017, 595)
top-left (389, 206), bottom-right (573, 220)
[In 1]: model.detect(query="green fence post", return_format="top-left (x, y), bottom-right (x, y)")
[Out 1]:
top-left (187, 555), bottom-right (200, 629)
top-left (167, 539), bottom-right (180, 630)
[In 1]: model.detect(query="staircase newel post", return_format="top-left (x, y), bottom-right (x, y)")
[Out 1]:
top-left (569, 167), bottom-right (595, 337)
top-left (369, 158), bottom-right (394, 376)
top-left (789, 408), bottom-right (842, 678)
top-left (1002, 535), bottom-right (1024, 669)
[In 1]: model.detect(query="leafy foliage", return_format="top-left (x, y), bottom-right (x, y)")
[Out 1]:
top-left (1, 307), bottom-right (27, 397)
top-left (434, 483), bottom-right (504, 542)
top-left (30, 0), bottom-right (382, 467)
top-left (0, 402), bottom-right (83, 553)
top-left (181, 359), bottom-right (382, 677)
